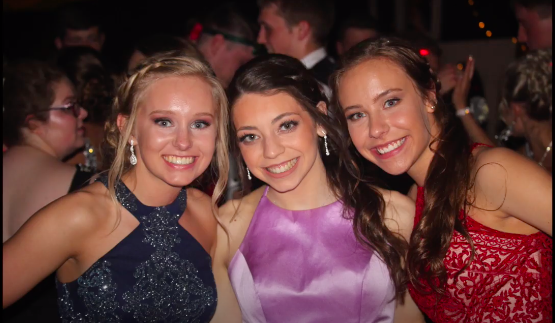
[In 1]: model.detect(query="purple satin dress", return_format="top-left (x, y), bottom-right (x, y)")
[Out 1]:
top-left (228, 187), bottom-right (395, 323)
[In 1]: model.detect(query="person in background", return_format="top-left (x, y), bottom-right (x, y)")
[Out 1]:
top-left (3, 53), bottom-right (230, 322)
top-left (256, 0), bottom-right (336, 86)
top-left (54, 2), bottom-right (105, 52)
top-left (57, 46), bottom-right (117, 172)
top-left (194, 3), bottom-right (258, 89)
top-left (499, 48), bottom-right (552, 173)
top-left (513, 0), bottom-right (552, 50)
top-left (127, 34), bottom-right (205, 74)
top-left (3, 60), bottom-right (89, 323)
top-left (336, 13), bottom-right (380, 57)
top-left (333, 37), bottom-right (552, 323)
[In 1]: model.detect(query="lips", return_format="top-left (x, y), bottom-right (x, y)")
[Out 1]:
top-left (265, 157), bottom-right (298, 174)
top-left (163, 155), bottom-right (195, 165)
top-left (375, 137), bottom-right (406, 155)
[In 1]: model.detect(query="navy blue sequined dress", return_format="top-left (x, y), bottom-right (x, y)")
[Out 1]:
top-left (55, 176), bottom-right (217, 322)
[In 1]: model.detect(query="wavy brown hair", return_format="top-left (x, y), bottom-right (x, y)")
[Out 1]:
top-left (331, 38), bottom-right (476, 296)
top-left (103, 51), bottom-right (229, 222)
top-left (227, 54), bottom-right (408, 302)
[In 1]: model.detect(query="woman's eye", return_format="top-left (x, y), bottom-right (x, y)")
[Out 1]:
top-left (279, 120), bottom-right (298, 132)
top-left (155, 119), bottom-right (172, 127)
top-left (191, 121), bottom-right (210, 129)
top-left (239, 134), bottom-right (259, 143)
top-left (347, 112), bottom-right (365, 121)
top-left (384, 98), bottom-right (400, 109)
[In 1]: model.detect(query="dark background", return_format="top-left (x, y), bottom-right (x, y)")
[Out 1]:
top-left (3, 0), bottom-right (519, 71)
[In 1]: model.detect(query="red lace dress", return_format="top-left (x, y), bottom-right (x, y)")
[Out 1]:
top-left (408, 146), bottom-right (552, 323)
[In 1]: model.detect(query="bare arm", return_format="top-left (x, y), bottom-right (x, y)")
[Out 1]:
top-left (452, 56), bottom-right (495, 147)
top-left (3, 192), bottom-right (96, 308)
top-left (210, 223), bottom-right (242, 323)
top-left (474, 147), bottom-right (552, 236)
top-left (393, 292), bottom-right (425, 323)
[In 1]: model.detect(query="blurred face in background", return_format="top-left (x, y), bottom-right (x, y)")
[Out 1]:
top-left (336, 28), bottom-right (379, 56)
top-left (257, 4), bottom-right (297, 57)
top-left (34, 78), bottom-right (88, 158)
top-left (55, 26), bottom-right (105, 52)
top-left (515, 4), bottom-right (552, 50)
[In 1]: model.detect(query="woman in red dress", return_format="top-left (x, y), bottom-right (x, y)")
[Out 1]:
top-left (331, 38), bottom-right (552, 323)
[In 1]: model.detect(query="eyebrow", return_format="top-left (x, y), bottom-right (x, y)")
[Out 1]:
top-left (148, 110), bottom-right (214, 118)
top-left (343, 88), bottom-right (403, 112)
top-left (236, 112), bottom-right (300, 132)
top-left (271, 112), bottom-right (299, 124)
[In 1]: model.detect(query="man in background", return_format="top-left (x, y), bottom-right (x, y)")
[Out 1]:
top-left (195, 3), bottom-right (258, 88)
top-left (256, 0), bottom-right (336, 86)
top-left (55, 3), bottom-right (105, 52)
top-left (513, 0), bottom-right (552, 50)
top-left (336, 13), bottom-right (380, 57)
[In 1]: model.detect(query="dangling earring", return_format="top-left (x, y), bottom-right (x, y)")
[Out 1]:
top-left (431, 105), bottom-right (436, 110)
top-left (129, 139), bottom-right (137, 166)
top-left (323, 131), bottom-right (330, 156)
top-left (246, 167), bottom-right (252, 180)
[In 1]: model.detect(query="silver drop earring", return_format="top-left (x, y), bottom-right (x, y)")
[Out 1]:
top-left (495, 121), bottom-right (515, 143)
top-left (246, 167), bottom-right (252, 180)
top-left (129, 139), bottom-right (137, 166)
top-left (323, 132), bottom-right (330, 156)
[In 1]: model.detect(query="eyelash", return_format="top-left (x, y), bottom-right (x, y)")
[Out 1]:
top-left (154, 119), bottom-right (211, 129)
top-left (239, 134), bottom-right (258, 143)
top-left (384, 98), bottom-right (400, 108)
top-left (279, 120), bottom-right (298, 132)
top-left (347, 112), bottom-right (366, 121)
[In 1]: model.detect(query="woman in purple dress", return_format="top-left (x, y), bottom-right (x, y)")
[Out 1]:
top-left (210, 54), bottom-right (424, 323)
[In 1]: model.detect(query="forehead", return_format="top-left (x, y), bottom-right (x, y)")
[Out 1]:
top-left (65, 26), bottom-right (100, 38)
top-left (259, 4), bottom-right (287, 26)
top-left (140, 76), bottom-right (215, 113)
top-left (53, 78), bottom-right (75, 101)
top-left (233, 92), bottom-right (305, 122)
top-left (339, 59), bottom-right (416, 103)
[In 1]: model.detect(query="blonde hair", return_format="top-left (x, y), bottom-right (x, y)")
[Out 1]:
top-left (103, 51), bottom-right (229, 223)
top-left (500, 48), bottom-right (552, 121)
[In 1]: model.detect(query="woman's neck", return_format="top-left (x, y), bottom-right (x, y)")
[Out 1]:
top-left (122, 166), bottom-right (183, 207)
top-left (266, 156), bottom-right (336, 210)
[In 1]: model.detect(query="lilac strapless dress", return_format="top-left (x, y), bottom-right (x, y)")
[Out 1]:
top-left (228, 187), bottom-right (395, 323)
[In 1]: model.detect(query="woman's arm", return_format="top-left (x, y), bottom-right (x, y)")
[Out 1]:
top-left (474, 147), bottom-right (552, 236)
top-left (3, 192), bottom-right (97, 308)
top-left (210, 206), bottom-right (242, 323)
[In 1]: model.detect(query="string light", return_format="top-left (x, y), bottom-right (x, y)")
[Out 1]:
top-left (457, 63), bottom-right (464, 70)
top-left (419, 49), bottom-right (430, 56)
top-left (479, 22), bottom-right (485, 28)
top-left (468, 0), bottom-right (474, 5)
top-left (486, 30), bottom-right (492, 37)
top-left (512, 37), bottom-right (518, 44)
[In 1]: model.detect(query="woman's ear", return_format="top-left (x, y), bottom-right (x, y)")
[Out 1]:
top-left (316, 101), bottom-right (328, 115)
top-left (117, 114), bottom-right (135, 144)
top-left (425, 90), bottom-right (438, 113)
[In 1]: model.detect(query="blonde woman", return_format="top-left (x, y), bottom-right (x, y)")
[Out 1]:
top-left (3, 52), bottom-right (229, 322)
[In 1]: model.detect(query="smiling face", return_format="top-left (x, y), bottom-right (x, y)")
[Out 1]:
top-left (233, 91), bottom-right (324, 193)
top-left (131, 76), bottom-right (217, 188)
top-left (338, 58), bottom-right (437, 176)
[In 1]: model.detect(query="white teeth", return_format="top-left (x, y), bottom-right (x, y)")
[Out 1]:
top-left (267, 158), bottom-right (298, 174)
top-left (376, 138), bottom-right (406, 155)
top-left (163, 156), bottom-right (195, 165)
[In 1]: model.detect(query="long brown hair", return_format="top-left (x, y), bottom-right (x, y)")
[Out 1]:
top-left (331, 38), bottom-right (475, 295)
top-left (228, 54), bottom-right (408, 302)
top-left (103, 51), bottom-right (229, 222)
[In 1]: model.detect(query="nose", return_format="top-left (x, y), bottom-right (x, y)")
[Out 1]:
top-left (517, 25), bottom-right (527, 43)
top-left (173, 126), bottom-right (193, 150)
top-left (368, 115), bottom-right (389, 139)
top-left (78, 106), bottom-right (88, 120)
top-left (257, 28), bottom-right (266, 45)
top-left (262, 135), bottom-right (284, 159)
